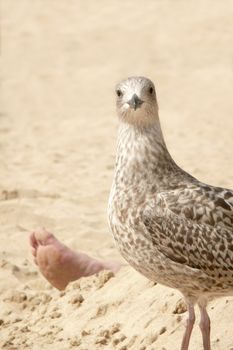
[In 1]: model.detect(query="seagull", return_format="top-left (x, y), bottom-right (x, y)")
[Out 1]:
top-left (108, 76), bottom-right (233, 350)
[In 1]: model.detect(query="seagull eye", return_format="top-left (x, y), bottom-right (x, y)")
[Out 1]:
top-left (116, 89), bottom-right (122, 97)
top-left (149, 87), bottom-right (154, 94)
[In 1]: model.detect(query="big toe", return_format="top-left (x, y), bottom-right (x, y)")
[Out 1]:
top-left (34, 229), bottom-right (55, 246)
top-left (30, 232), bottom-right (38, 249)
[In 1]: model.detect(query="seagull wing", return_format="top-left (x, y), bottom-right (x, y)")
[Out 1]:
top-left (142, 189), bottom-right (233, 276)
top-left (161, 183), bottom-right (233, 229)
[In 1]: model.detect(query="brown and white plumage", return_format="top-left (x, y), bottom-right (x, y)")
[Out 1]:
top-left (108, 76), bottom-right (233, 350)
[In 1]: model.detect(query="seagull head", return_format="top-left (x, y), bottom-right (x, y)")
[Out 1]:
top-left (115, 76), bottom-right (159, 127)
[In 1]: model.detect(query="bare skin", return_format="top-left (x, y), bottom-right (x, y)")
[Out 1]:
top-left (30, 229), bottom-right (121, 290)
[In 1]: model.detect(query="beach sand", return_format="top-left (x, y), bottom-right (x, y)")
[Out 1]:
top-left (0, 1), bottom-right (233, 349)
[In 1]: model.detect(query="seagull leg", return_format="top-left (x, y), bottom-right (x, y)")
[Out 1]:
top-left (180, 304), bottom-right (195, 350)
top-left (198, 304), bottom-right (211, 350)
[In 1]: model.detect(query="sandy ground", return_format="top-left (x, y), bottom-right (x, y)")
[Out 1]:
top-left (0, 1), bottom-right (233, 349)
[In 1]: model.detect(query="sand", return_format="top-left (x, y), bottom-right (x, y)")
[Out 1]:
top-left (0, 1), bottom-right (233, 349)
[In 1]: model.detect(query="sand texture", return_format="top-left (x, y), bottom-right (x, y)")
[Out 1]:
top-left (1, 1), bottom-right (233, 349)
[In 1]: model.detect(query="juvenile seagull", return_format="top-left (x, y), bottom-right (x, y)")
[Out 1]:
top-left (108, 76), bottom-right (233, 350)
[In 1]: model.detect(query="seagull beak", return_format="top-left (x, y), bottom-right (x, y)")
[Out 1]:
top-left (127, 94), bottom-right (144, 110)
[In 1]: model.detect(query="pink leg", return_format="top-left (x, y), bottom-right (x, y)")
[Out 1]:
top-left (199, 304), bottom-right (211, 350)
top-left (180, 304), bottom-right (195, 350)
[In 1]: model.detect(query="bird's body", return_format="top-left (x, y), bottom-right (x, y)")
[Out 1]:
top-left (108, 76), bottom-right (233, 350)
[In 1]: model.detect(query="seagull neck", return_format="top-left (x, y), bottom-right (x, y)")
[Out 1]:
top-left (115, 119), bottom-right (177, 190)
top-left (117, 119), bottom-right (169, 160)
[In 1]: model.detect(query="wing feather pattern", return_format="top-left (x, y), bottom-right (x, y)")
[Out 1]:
top-left (142, 186), bottom-right (233, 280)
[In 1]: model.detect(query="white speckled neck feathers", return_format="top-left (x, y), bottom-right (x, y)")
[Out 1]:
top-left (114, 119), bottom-right (181, 198)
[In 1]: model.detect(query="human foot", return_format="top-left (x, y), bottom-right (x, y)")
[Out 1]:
top-left (30, 229), bottom-right (121, 290)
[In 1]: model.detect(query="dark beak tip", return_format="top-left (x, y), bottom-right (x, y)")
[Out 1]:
top-left (128, 94), bottom-right (143, 110)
